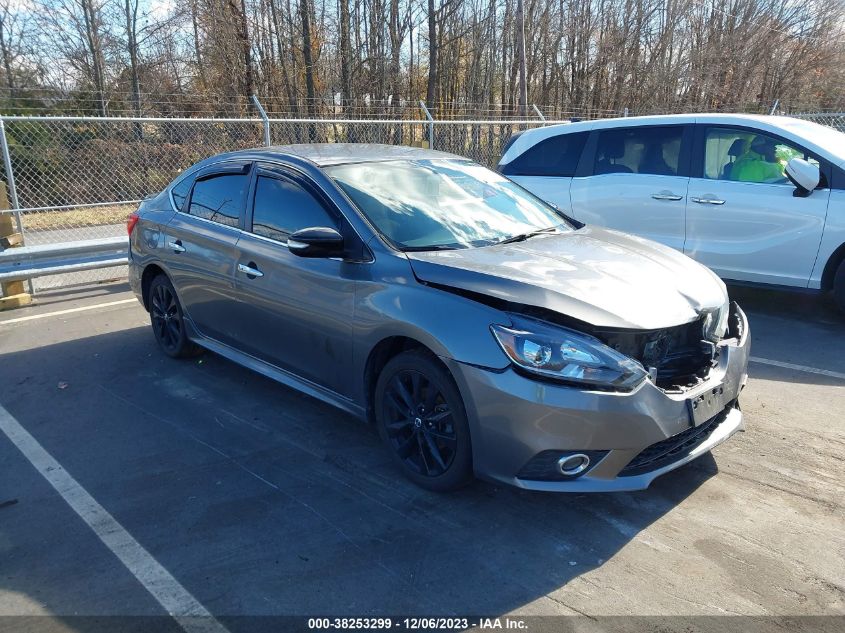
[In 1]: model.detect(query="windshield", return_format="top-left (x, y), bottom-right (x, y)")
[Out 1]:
top-left (326, 159), bottom-right (570, 250)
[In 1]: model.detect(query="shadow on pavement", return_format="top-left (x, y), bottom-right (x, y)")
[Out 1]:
top-left (727, 283), bottom-right (842, 325)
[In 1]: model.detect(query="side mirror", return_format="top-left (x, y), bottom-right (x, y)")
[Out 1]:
top-left (287, 226), bottom-right (344, 258)
top-left (785, 158), bottom-right (820, 197)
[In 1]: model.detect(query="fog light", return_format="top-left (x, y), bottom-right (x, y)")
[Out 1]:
top-left (557, 453), bottom-right (590, 476)
top-left (517, 450), bottom-right (607, 481)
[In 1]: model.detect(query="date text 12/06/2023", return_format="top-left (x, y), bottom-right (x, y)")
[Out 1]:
top-left (307, 617), bottom-right (529, 630)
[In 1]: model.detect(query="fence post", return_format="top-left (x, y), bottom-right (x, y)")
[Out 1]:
top-left (0, 120), bottom-right (23, 240)
top-left (420, 100), bottom-right (434, 150)
top-left (0, 118), bottom-right (32, 307)
top-left (251, 95), bottom-right (271, 147)
top-left (531, 104), bottom-right (546, 125)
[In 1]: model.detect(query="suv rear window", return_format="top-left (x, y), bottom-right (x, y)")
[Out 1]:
top-left (500, 132), bottom-right (588, 177)
top-left (594, 126), bottom-right (683, 176)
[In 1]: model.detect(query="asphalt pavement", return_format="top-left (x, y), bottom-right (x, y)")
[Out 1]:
top-left (0, 281), bottom-right (843, 631)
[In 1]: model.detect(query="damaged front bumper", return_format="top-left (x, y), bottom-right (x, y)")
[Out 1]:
top-left (446, 304), bottom-right (750, 492)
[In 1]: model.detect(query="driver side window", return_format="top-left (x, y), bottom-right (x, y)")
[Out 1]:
top-left (251, 174), bottom-right (338, 243)
top-left (703, 127), bottom-right (819, 184)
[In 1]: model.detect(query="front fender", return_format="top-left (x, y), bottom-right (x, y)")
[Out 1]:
top-left (351, 253), bottom-right (511, 403)
top-left (357, 284), bottom-right (512, 367)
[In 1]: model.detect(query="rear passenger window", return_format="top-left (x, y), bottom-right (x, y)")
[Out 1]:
top-left (251, 175), bottom-right (337, 242)
top-left (501, 132), bottom-right (587, 177)
top-left (187, 173), bottom-right (248, 228)
top-left (170, 176), bottom-right (192, 211)
top-left (594, 126), bottom-right (684, 176)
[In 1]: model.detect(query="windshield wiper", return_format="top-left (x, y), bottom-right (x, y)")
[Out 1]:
top-left (496, 226), bottom-right (561, 245)
top-left (401, 244), bottom-right (462, 252)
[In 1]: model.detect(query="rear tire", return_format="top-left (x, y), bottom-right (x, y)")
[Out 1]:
top-left (834, 260), bottom-right (845, 315)
top-left (148, 274), bottom-right (201, 358)
top-left (374, 350), bottom-right (473, 492)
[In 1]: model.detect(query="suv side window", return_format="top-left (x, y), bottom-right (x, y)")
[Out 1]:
top-left (187, 173), bottom-right (248, 228)
top-left (594, 126), bottom-right (684, 176)
top-left (501, 132), bottom-right (588, 177)
top-left (251, 175), bottom-right (338, 242)
top-left (703, 127), bottom-right (820, 184)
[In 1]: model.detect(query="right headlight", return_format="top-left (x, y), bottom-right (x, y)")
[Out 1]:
top-left (490, 314), bottom-right (647, 391)
top-left (702, 296), bottom-right (730, 342)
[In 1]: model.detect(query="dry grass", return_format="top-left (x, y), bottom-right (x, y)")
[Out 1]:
top-left (22, 202), bottom-right (138, 233)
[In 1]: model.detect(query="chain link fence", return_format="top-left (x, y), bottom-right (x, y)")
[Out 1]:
top-left (1, 107), bottom-right (842, 292)
top-left (790, 112), bottom-right (845, 132)
top-left (0, 114), bottom-right (559, 291)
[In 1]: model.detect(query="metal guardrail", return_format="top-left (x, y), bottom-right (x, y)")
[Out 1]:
top-left (0, 236), bottom-right (128, 282)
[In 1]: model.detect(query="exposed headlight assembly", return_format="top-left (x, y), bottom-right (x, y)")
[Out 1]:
top-left (702, 297), bottom-right (730, 342)
top-left (490, 315), bottom-right (647, 391)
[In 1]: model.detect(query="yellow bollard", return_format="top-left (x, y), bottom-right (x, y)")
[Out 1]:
top-left (0, 184), bottom-right (32, 310)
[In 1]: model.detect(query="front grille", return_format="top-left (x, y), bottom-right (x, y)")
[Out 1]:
top-left (618, 402), bottom-right (734, 477)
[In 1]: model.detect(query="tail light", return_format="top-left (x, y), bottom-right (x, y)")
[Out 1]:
top-left (127, 212), bottom-right (140, 236)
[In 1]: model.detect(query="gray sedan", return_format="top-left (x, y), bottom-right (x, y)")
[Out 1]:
top-left (128, 144), bottom-right (750, 492)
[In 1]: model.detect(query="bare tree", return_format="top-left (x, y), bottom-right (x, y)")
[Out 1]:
top-left (515, 0), bottom-right (527, 116)
top-left (0, 0), bottom-right (32, 97)
top-left (6, 0), bottom-right (843, 118)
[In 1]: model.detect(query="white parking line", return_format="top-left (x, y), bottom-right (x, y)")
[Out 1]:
top-left (0, 298), bottom-right (138, 325)
top-left (0, 402), bottom-right (229, 633)
top-left (750, 356), bottom-right (845, 381)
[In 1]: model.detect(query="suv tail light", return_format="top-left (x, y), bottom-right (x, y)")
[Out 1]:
top-left (127, 212), bottom-right (139, 236)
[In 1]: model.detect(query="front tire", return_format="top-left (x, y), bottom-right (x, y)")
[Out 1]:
top-left (148, 274), bottom-right (200, 358)
top-left (374, 350), bottom-right (473, 491)
top-left (834, 259), bottom-right (845, 314)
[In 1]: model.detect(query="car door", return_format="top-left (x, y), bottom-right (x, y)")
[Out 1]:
top-left (685, 125), bottom-right (830, 286)
top-left (499, 131), bottom-right (589, 212)
top-left (162, 161), bottom-right (250, 345)
top-left (569, 125), bottom-right (691, 251)
top-left (231, 164), bottom-right (358, 398)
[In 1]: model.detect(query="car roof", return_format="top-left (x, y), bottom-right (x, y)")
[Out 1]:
top-left (498, 113), bottom-right (843, 166)
top-left (201, 143), bottom-right (464, 168)
top-left (275, 143), bottom-right (464, 166)
top-left (511, 112), bottom-right (781, 137)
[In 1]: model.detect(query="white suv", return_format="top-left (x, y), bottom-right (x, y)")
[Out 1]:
top-left (498, 113), bottom-right (845, 311)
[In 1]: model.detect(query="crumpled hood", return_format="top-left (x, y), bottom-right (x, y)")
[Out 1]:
top-left (407, 226), bottom-right (728, 330)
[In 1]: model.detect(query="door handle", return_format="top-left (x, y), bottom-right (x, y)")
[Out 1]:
top-left (691, 196), bottom-right (726, 205)
top-left (237, 262), bottom-right (264, 278)
top-left (167, 240), bottom-right (186, 253)
top-left (651, 192), bottom-right (683, 201)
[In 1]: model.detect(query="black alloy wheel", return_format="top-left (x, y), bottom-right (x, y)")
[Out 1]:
top-left (376, 350), bottom-right (472, 491)
top-left (148, 275), bottom-right (199, 358)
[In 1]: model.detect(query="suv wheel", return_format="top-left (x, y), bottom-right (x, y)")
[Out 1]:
top-left (834, 259), bottom-right (845, 315)
top-left (148, 274), bottom-right (200, 358)
top-left (375, 350), bottom-right (472, 491)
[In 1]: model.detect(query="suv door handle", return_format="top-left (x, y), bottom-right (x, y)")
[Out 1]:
top-left (167, 240), bottom-right (186, 253)
top-left (691, 196), bottom-right (726, 205)
top-left (237, 262), bottom-right (264, 278)
top-left (651, 191), bottom-right (683, 201)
